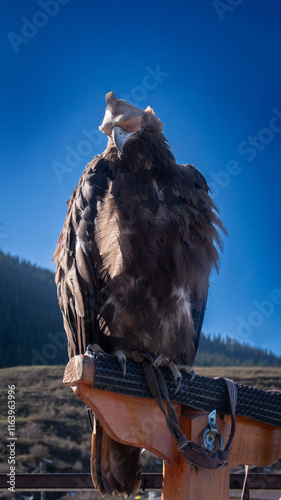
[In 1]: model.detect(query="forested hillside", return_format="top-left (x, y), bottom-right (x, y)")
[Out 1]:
top-left (0, 250), bottom-right (67, 367)
top-left (195, 335), bottom-right (281, 367)
top-left (0, 250), bottom-right (280, 368)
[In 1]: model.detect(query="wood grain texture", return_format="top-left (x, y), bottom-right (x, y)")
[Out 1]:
top-left (227, 415), bottom-right (281, 467)
top-left (63, 354), bottom-right (94, 385)
top-left (72, 384), bottom-right (180, 465)
top-left (70, 381), bottom-right (281, 464)
top-left (64, 355), bottom-right (281, 499)
top-left (162, 413), bottom-right (231, 500)
top-left (162, 415), bottom-right (230, 500)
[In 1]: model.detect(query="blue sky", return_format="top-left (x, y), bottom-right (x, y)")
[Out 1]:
top-left (1, 0), bottom-right (281, 354)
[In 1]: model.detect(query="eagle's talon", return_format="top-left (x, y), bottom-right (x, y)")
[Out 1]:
top-left (85, 343), bottom-right (107, 356)
top-left (86, 345), bottom-right (127, 376)
top-left (177, 364), bottom-right (195, 381)
top-left (157, 360), bottom-right (195, 392)
top-left (120, 358), bottom-right (126, 377)
top-left (174, 375), bottom-right (182, 395)
top-left (115, 350), bottom-right (127, 377)
top-left (150, 353), bottom-right (163, 367)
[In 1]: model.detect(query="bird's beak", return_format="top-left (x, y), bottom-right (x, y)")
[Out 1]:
top-left (111, 126), bottom-right (136, 153)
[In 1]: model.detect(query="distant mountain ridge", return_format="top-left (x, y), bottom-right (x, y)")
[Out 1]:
top-left (195, 334), bottom-right (281, 367)
top-left (0, 250), bottom-right (280, 368)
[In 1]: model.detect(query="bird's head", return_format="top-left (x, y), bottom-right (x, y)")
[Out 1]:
top-left (99, 91), bottom-right (158, 153)
top-left (110, 125), bottom-right (136, 153)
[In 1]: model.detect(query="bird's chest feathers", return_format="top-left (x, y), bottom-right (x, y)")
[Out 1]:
top-left (95, 172), bottom-right (170, 280)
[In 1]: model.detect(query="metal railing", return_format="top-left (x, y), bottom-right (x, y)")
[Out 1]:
top-left (0, 473), bottom-right (281, 492)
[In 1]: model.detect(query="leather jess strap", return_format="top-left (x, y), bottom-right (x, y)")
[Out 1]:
top-left (142, 360), bottom-right (238, 470)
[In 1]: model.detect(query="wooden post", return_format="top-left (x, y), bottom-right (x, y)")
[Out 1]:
top-left (162, 412), bottom-right (231, 500)
top-left (63, 355), bottom-right (281, 500)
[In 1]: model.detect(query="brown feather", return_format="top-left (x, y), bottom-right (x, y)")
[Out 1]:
top-left (95, 187), bottom-right (123, 280)
top-left (91, 421), bottom-right (141, 498)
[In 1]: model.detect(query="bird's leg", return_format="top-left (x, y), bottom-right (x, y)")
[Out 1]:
top-left (114, 350), bottom-right (127, 377)
top-left (114, 350), bottom-right (149, 375)
top-left (85, 344), bottom-right (127, 377)
top-left (113, 349), bottom-right (155, 377)
top-left (112, 350), bottom-right (156, 376)
top-left (85, 343), bottom-right (107, 356)
top-left (112, 349), bottom-right (146, 377)
top-left (86, 346), bottom-right (149, 377)
top-left (162, 360), bottom-right (195, 394)
top-left (148, 354), bottom-right (195, 394)
top-left (150, 353), bottom-right (163, 367)
top-left (86, 346), bottom-right (194, 389)
top-left (111, 349), bottom-right (155, 377)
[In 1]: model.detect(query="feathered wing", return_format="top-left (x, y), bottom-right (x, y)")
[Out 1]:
top-left (171, 162), bottom-right (225, 360)
top-left (53, 152), bottom-right (141, 498)
top-left (54, 154), bottom-right (106, 356)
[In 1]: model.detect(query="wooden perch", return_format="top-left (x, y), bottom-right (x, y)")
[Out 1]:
top-left (64, 354), bottom-right (281, 500)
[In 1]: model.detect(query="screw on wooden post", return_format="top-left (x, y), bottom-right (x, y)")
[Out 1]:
top-left (63, 354), bottom-right (281, 500)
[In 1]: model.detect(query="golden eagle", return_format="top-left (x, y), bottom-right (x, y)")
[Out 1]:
top-left (53, 92), bottom-right (224, 497)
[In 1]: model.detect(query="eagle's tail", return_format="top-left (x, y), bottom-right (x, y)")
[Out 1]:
top-left (91, 418), bottom-right (141, 498)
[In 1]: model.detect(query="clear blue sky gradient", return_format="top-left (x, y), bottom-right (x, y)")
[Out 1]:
top-left (1, 1), bottom-right (281, 354)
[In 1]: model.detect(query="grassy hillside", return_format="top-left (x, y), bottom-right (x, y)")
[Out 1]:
top-left (0, 364), bottom-right (280, 478)
top-left (0, 365), bottom-right (91, 475)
